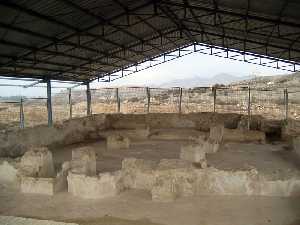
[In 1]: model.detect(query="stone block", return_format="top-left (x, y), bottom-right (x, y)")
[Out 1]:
top-left (202, 140), bottom-right (220, 154)
top-left (20, 162), bottom-right (70, 195)
top-left (151, 173), bottom-right (178, 202)
top-left (54, 161), bottom-right (71, 192)
top-left (20, 147), bottom-right (55, 178)
top-left (209, 124), bottom-right (224, 143)
top-left (67, 171), bottom-right (123, 199)
top-left (121, 158), bottom-right (157, 190)
top-left (21, 176), bottom-right (55, 195)
top-left (180, 144), bottom-right (206, 163)
top-left (107, 135), bottom-right (130, 150)
top-left (0, 158), bottom-right (19, 188)
top-left (292, 136), bottom-right (300, 158)
top-left (71, 147), bottom-right (96, 176)
top-left (258, 179), bottom-right (300, 197)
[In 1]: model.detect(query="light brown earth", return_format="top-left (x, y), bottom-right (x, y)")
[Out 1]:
top-left (1, 138), bottom-right (300, 225)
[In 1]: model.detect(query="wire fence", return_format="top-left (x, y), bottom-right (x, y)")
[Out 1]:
top-left (0, 86), bottom-right (299, 130)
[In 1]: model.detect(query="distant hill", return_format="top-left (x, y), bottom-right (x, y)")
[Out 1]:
top-left (230, 72), bottom-right (299, 90)
top-left (159, 73), bottom-right (254, 88)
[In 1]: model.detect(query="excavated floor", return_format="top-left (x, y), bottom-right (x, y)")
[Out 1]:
top-left (1, 139), bottom-right (300, 225)
top-left (51, 139), bottom-right (300, 180)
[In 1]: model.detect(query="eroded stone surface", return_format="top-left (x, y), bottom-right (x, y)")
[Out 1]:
top-left (20, 147), bottom-right (55, 178)
top-left (180, 144), bottom-right (206, 164)
top-left (67, 171), bottom-right (123, 199)
top-left (0, 158), bottom-right (20, 189)
top-left (121, 158), bottom-right (157, 190)
top-left (21, 177), bottom-right (55, 195)
top-left (292, 136), bottom-right (300, 158)
top-left (71, 147), bottom-right (96, 176)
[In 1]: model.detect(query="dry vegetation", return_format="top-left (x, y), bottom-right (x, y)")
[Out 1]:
top-left (0, 85), bottom-right (297, 131)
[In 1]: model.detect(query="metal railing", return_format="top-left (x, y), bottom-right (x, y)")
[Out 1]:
top-left (0, 86), bottom-right (298, 130)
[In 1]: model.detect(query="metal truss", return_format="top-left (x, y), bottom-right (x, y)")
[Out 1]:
top-left (0, 0), bottom-right (299, 82)
top-left (96, 42), bottom-right (300, 83)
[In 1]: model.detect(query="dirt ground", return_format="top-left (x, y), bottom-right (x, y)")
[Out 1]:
top-left (51, 139), bottom-right (300, 180)
top-left (1, 139), bottom-right (300, 225)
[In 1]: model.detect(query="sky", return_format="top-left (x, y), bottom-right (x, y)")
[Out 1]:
top-left (0, 51), bottom-right (291, 97)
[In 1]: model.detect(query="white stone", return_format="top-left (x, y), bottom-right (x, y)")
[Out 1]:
top-left (209, 125), bottom-right (224, 143)
top-left (71, 147), bottom-right (96, 176)
top-left (67, 171), bottom-right (123, 199)
top-left (0, 159), bottom-right (19, 188)
top-left (20, 147), bottom-right (55, 178)
top-left (20, 161), bottom-right (70, 195)
top-left (202, 140), bottom-right (220, 154)
top-left (21, 176), bottom-right (55, 195)
top-left (121, 158), bottom-right (157, 190)
top-left (151, 173), bottom-right (178, 202)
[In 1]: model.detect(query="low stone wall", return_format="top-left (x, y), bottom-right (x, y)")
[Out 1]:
top-left (0, 112), bottom-right (283, 157)
top-left (67, 171), bottom-right (123, 199)
top-left (0, 114), bottom-right (107, 157)
top-left (120, 158), bottom-right (300, 201)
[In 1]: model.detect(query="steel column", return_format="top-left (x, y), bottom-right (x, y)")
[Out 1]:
top-left (284, 88), bottom-right (288, 121)
top-left (19, 97), bottom-right (24, 129)
top-left (146, 87), bottom-right (150, 113)
top-left (179, 87), bottom-right (183, 114)
top-left (213, 87), bottom-right (217, 113)
top-left (116, 88), bottom-right (120, 113)
top-left (68, 88), bottom-right (72, 119)
top-left (86, 82), bottom-right (92, 116)
top-left (46, 79), bottom-right (53, 127)
top-left (247, 86), bottom-right (251, 130)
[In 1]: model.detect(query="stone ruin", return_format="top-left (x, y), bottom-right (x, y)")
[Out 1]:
top-left (20, 147), bottom-right (69, 195)
top-left (0, 120), bottom-right (299, 202)
top-left (67, 147), bottom-right (123, 199)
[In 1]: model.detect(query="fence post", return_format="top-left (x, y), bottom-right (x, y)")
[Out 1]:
top-left (146, 87), bottom-right (150, 113)
top-left (213, 87), bottom-right (217, 113)
top-left (68, 88), bottom-right (72, 119)
top-left (284, 88), bottom-right (288, 121)
top-left (116, 88), bottom-right (120, 113)
top-left (178, 87), bottom-right (183, 114)
top-left (247, 86), bottom-right (251, 130)
top-left (46, 79), bottom-right (53, 127)
top-left (19, 97), bottom-right (25, 129)
top-left (86, 82), bottom-right (92, 116)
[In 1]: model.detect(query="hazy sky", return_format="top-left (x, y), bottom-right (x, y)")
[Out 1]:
top-left (0, 52), bottom-right (291, 97)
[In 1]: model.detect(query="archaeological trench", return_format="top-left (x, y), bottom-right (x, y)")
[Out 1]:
top-left (0, 112), bottom-right (300, 225)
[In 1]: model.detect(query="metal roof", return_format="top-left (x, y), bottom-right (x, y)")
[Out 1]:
top-left (0, 0), bottom-right (299, 82)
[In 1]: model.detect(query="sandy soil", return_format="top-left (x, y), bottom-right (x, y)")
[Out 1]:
top-left (1, 139), bottom-right (300, 225)
top-left (0, 188), bottom-right (299, 225)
